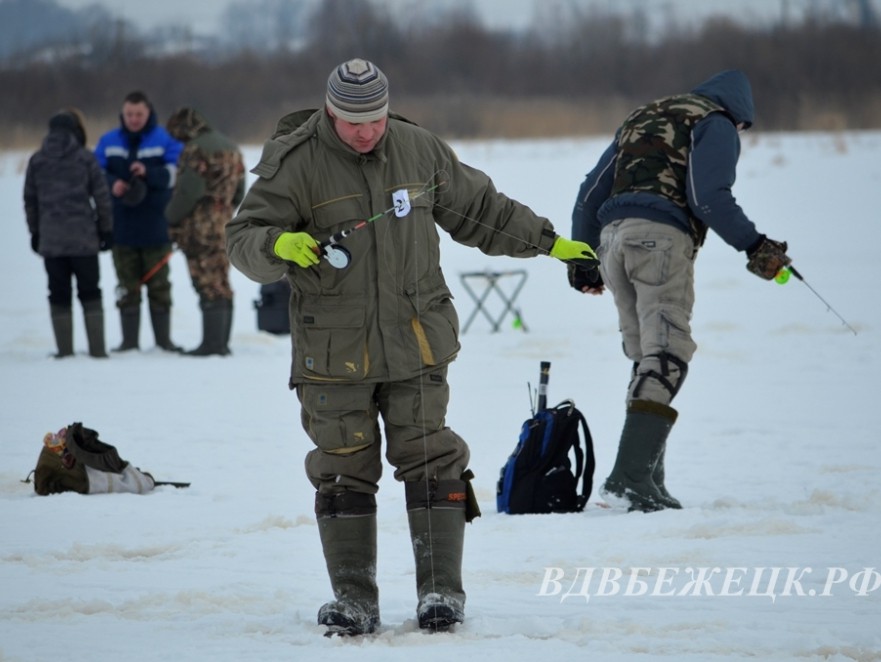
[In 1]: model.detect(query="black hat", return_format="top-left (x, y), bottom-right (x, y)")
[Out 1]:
top-left (48, 111), bottom-right (86, 146)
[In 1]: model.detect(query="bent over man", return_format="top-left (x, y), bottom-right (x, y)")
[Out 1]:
top-left (570, 70), bottom-right (791, 513)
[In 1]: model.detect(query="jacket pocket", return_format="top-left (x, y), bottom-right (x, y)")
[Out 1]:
top-left (311, 195), bottom-right (364, 231)
top-left (405, 280), bottom-right (460, 367)
top-left (298, 297), bottom-right (367, 379)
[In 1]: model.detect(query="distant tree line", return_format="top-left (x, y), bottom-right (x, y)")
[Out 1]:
top-left (1, 0), bottom-right (880, 148)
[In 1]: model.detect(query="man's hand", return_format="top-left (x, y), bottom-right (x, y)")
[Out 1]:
top-left (567, 262), bottom-right (604, 294)
top-left (746, 235), bottom-right (791, 280)
top-left (550, 236), bottom-right (599, 267)
top-left (111, 180), bottom-right (129, 197)
top-left (274, 232), bottom-right (320, 267)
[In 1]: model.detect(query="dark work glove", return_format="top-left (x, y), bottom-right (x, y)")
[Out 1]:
top-left (567, 261), bottom-right (603, 291)
top-left (30, 233), bottom-right (39, 253)
top-left (746, 235), bottom-right (791, 280)
top-left (98, 231), bottom-right (114, 252)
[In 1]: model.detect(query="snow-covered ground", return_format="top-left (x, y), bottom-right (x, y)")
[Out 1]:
top-left (1, 131), bottom-right (878, 661)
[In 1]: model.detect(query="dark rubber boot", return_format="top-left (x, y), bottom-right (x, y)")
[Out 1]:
top-left (185, 300), bottom-right (231, 357)
top-left (406, 479), bottom-right (468, 631)
top-left (82, 299), bottom-right (108, 358)
top-left (50, 304), bottom-right (74, 358)
top-left (149, 306), bottom-right (182, 353)
top-left (113, 307), bottom-right (140, 352)
top-left (653, 444), bottom-right (682, 509)
top-left (223, 301), bottom-right (233, 354)
top-left (315, 492), bottom-right (380, 637)
top-left (601, 400), bottom-right (682, 512)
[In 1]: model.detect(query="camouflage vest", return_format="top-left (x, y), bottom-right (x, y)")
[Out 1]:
top-left (612, 94), bottom-right (726, 246)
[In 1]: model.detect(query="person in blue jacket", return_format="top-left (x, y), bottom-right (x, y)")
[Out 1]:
top-left (95, 90), bottom-right (184, 352)
top-left (570, 70), bottom-right (791, 513)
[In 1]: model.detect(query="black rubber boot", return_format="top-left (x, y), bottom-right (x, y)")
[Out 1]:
top-left (50, 304), bottom-right (74, 358)
top-left (149, 306), bottom-right (182, 353)
top-left (652, 444), bottom-right (682, 509)
top-left (185, 299), bottom-right (231, 357)
top-left (82, 299), bottom-right (108, 358)
top-left (601, 400), bottom-right (682, 512)
top-left (113, 307), bottom-right (140, 352)
top-left (406, 479), bottom-right (467, 631)
top-left (315, 492), bottom-right (380, 637)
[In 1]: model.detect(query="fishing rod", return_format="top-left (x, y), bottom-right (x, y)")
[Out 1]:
top-left (775, 265), bottom-right (857, 335)
top-left (314, 171), bottom-right (449, 269)
top-left (311, 167), bottom-right (598, 270)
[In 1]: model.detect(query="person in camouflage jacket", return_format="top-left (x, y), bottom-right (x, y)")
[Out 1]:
top-left (226, 58), bottom-right (596, 636)
top-left (570, 69), bottom-right (792, 513)
top-left (166, 107), bottom-right (245, 356)
top-left (24, 109), bottom-right (113, 359)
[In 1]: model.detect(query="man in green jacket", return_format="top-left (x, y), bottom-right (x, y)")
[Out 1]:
top-left (226, 58), bottom-right (596, 637)
top-left (166, 107), bottom-right (245, 356)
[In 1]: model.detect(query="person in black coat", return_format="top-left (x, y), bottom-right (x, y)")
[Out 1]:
top-left (24, 109), bottom-right (114, 358)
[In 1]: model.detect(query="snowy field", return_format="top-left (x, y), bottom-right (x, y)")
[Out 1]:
top-left (1, 130), bottom-right (879, 661)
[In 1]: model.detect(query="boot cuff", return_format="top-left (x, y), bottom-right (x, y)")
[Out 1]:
top-left (628, 399), bottom-right (679, 422)
top-left (405, 479), bottom-right (467, 511)
top-left (315, 490), bottom-right (377, 518)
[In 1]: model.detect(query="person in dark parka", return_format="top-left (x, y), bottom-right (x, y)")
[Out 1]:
top-left (24, 109), bottom-right (113, 358)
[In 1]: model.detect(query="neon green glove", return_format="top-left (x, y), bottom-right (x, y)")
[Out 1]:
top-left (550, 236), bottom-right (599, 265)
top-left (274, 232), bottom-right (320, 267)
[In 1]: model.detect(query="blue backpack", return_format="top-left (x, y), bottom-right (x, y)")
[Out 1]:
top-left (497, 362), bottom-right (596, 515)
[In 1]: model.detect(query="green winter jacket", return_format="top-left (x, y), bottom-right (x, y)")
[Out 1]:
top-left (165, 108), bottom-right (246, 226)
top-left (226, 109), bottom-right (558, 385)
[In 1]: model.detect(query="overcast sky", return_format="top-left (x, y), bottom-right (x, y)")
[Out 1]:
top-left (51, 0), bottom-right (808, 37)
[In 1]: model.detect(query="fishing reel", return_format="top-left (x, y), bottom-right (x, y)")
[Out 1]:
top-left (319, 240), bottom-right (352, 269)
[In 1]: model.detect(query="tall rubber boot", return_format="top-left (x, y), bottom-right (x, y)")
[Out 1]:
top-left (50, 304), bottom-right (74, 359)
top-left (652, 444), bottom-right (682, 509)
top-left (149, 306), bottom-right (182, 353)
top-left (185, 300), bottom-right (231, 357)
top-left (601, 400), bottom-right (682, 512)
top-left (82, 299), bottom-right (108, 358)
top-left (113, 307), bottom-right (140, 352)
top-left (405, 479), bottom-right (467, 631)
top-left (315, 491), bottom-right (380, 636)
top-left (224, 301), bottom-right (234, 354)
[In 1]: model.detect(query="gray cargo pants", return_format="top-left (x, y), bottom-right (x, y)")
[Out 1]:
top-left (599, 218), bottom-right (697, 405)
top-left (297, 366), bottom-right (470, 494)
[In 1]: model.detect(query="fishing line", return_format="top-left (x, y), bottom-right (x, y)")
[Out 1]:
top-left (775, 265), bottom-right (857, 335)
top-left (410, 212), bottom-right (442, 605)
top-left (432, 199), bottom-right (559, 256)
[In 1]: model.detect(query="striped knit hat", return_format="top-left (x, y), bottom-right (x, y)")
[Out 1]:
top-left (326, 58), bottom-right (389, 123)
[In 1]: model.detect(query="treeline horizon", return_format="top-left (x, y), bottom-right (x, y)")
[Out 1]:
top-left (2, 0), bottom-right (880, 149)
